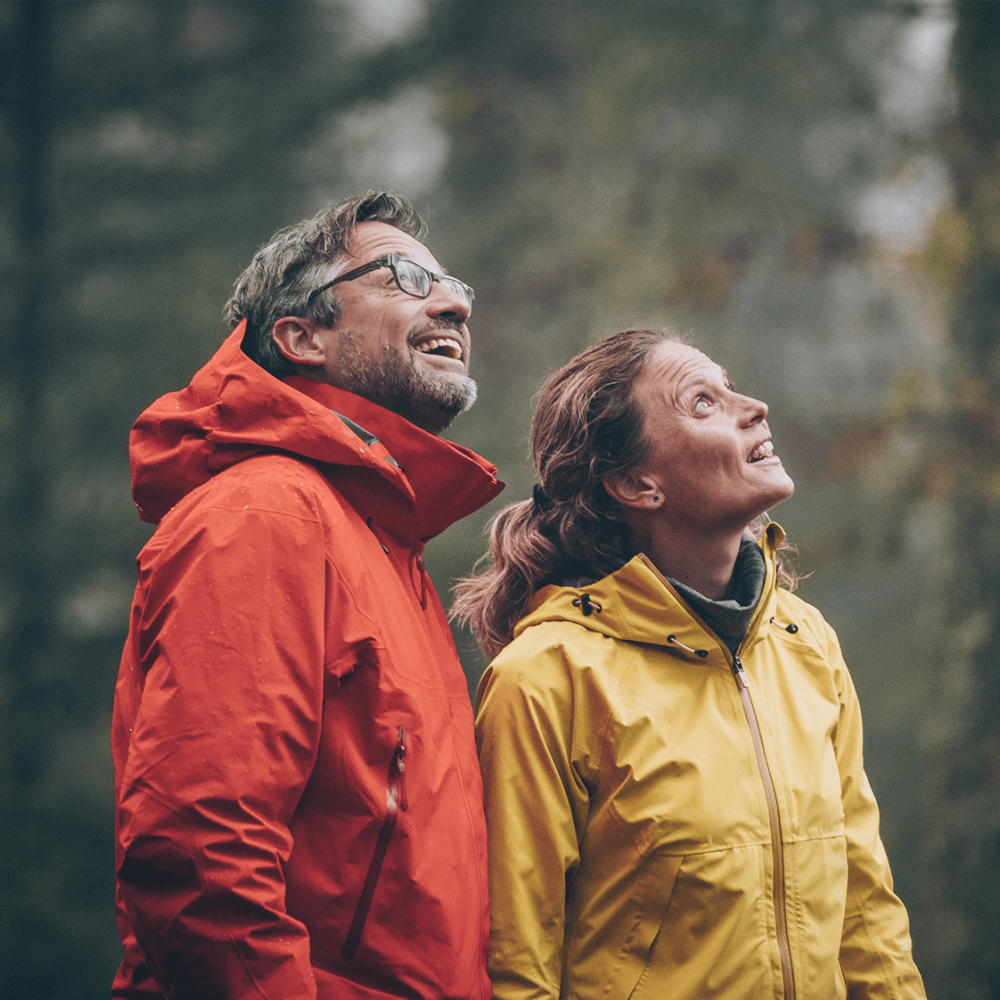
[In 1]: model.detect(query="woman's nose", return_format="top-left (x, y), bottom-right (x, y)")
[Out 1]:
top-left (741, 394), bottom-right (768, 424)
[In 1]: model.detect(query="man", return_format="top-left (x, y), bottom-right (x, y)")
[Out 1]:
top-left (111, 191), bottom-right (503, 1000)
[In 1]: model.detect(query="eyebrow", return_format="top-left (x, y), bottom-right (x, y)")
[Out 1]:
top-left (685, 368), bottom-right (730, 388)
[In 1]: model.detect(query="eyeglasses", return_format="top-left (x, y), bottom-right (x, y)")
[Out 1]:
top-left (306, 254), bottom-right (474, 311)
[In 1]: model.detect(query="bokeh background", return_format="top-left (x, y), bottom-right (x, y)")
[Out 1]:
top-left (2, 1), bottom-right (999, 996)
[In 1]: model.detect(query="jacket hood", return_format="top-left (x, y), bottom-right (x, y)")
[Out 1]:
top-left (130, 321), bottom-right (503, 541)
top-left (514, 523), bottom-right (785, 656)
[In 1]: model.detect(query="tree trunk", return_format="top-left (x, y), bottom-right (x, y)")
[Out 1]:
top-left (922, 3), bottom-right (1000, 997)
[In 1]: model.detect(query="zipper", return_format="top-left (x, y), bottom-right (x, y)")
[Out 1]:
top-left (731, 529), bottom-right (796, 997)
top-left (651, 540), bottom-right (795, 996)
top-left (341, 726), bottom-right (408, 960)
top-left (731, 656), bottom-right (796, 1000)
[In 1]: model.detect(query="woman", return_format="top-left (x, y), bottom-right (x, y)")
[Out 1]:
top-left (453, 329), bottom-right (926, 1000)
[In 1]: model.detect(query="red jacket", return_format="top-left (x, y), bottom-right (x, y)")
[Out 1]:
top-left (111, 324), bottom-right (502, 1000)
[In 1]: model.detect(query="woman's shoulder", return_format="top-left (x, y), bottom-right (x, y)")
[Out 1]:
top-left (492, 616), bottom-right (614, 676)
top-left (483, 609), bottom-right (638, 709)
top-left (476, 618), bottom-right (633, 754)
top-left (771, 586), bottom-right (845, 658)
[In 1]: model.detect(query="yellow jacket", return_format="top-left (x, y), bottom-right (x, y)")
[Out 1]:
top-left (475, 525), bottom-right (925, 1000)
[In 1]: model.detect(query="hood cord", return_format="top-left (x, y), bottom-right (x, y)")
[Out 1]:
top-left (770, 617), bottom-right (799, 633)
top-left (667, 635), bottom-right (710, 658)
top-left (572, 593), bottom-right (602, 616)
top-left (667, 619), bottom-right (799, 660)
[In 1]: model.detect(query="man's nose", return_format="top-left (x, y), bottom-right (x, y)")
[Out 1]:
top-left (425, 279), bottom-right (471, 323)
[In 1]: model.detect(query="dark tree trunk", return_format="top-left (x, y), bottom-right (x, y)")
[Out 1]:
top-left (922, 3), bottom-right (1000, 997)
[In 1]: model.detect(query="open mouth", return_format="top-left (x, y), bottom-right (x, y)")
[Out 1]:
top-left (413, 335), bottom-right (463, 361)
top-left (748, 441), bottom-right (775, 463)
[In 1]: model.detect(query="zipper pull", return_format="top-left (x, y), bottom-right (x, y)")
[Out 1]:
top-left (396, 725), bottom-right (408, 811)
top-left (732, 655), bottom-right (750, 689)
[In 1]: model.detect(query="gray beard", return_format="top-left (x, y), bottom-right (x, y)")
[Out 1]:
top-left (333, 329), bottom-right (477, 435)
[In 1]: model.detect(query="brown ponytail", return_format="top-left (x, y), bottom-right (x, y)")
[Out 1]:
top-left (451, 329), bottom-right (675, 657)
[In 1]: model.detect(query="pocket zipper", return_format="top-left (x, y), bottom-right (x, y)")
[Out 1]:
top-left (341, 725), bottom-right (408, 960)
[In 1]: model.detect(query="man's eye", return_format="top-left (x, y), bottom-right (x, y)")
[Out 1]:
top-left (694, 396), bottom-right (712, 413)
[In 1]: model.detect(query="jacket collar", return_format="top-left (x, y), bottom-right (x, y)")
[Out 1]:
top-left (515, 523), bottom-right (784, 656)
top-left (287, 375), bottom-right (503, 546)
top-left (130, 323), bottom-right (503, 542)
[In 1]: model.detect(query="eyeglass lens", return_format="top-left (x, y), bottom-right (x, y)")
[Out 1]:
top-left (394, 259), bottom-right (472, 305)
top-left (394, 259), bottom-right (433, 296)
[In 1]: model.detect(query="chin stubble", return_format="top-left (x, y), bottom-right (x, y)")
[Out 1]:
top-left (334, 329), bottom-right (477, 434)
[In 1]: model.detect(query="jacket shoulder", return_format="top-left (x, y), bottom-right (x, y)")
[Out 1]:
top-left (772, 588), bottom-right (840, 644)
top-left (165, 453), bottom-right (348, 521)
top-left (481, 619), bottom-right (639, 720)
top-left (494, 617), bottom-right (619, 670)
top-left (140, 455), bottom-right (362, 570)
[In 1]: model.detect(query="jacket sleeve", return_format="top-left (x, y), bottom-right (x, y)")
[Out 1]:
top-left (115, 481), bottom-right (330, 1000)
top-left (824, 618), bottom-right (927, 1000)
top-left (474, 644), bottom-right (589, 1000)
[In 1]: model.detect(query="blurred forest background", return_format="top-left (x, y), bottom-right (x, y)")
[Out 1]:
top-left (1, 0), bottom-right (999, 996)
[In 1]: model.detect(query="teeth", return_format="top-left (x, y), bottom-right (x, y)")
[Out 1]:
top-left (749, 441), bottom-right (774, 463)
top-left (414, 337), bottom-right (462, 360)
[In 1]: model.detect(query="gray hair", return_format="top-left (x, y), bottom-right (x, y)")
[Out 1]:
top-left (224, 190), bottom-right (426, 377)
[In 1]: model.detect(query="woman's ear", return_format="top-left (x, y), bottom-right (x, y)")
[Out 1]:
top-left (271, 317), bottom-right (327, 367)
top-left (603, 470), bottom-right (663, 511)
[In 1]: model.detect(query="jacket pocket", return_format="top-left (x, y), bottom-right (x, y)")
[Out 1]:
top-left (614, 854), bottom-right (683, 1000)
top-left (341, 725), bottom-right (408, 960)
top-left (566, 852), bottom-right (682, 1000)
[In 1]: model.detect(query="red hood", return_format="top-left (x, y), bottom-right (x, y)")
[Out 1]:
top-left (130, 322), bottom-right (503, 543)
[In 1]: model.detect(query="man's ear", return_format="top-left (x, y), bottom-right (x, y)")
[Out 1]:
top-left (603, 470), bottom-right (663, 511)
top-left (271, 317), bottom-right (328, 367)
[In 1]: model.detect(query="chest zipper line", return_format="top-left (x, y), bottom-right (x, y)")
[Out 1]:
top-left (341, 726), bottom-right (408, 960)
top-left (732, 656), bottom-right (796, 1000)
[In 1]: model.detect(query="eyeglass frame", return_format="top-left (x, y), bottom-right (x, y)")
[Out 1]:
top-left (304, 253), bottom-right (475, 311)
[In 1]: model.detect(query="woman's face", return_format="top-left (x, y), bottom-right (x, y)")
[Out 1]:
top-left (629, 340), bottom-right (794, 533)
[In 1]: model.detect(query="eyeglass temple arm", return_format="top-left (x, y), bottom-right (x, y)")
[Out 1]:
top-left (305, 258), bottom-right (387, 306)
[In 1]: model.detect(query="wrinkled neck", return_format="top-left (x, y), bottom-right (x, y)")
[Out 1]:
top-left (631, 520), bottom-right (745, 600)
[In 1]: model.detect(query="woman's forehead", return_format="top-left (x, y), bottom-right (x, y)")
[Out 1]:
top-left (643, 341), bottom-right (724, 388)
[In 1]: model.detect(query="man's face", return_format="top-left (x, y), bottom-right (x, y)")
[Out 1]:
top-left (311, 221), bottom-right (476, 434)
top-left (630, 340), bottom-right (794, 533)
